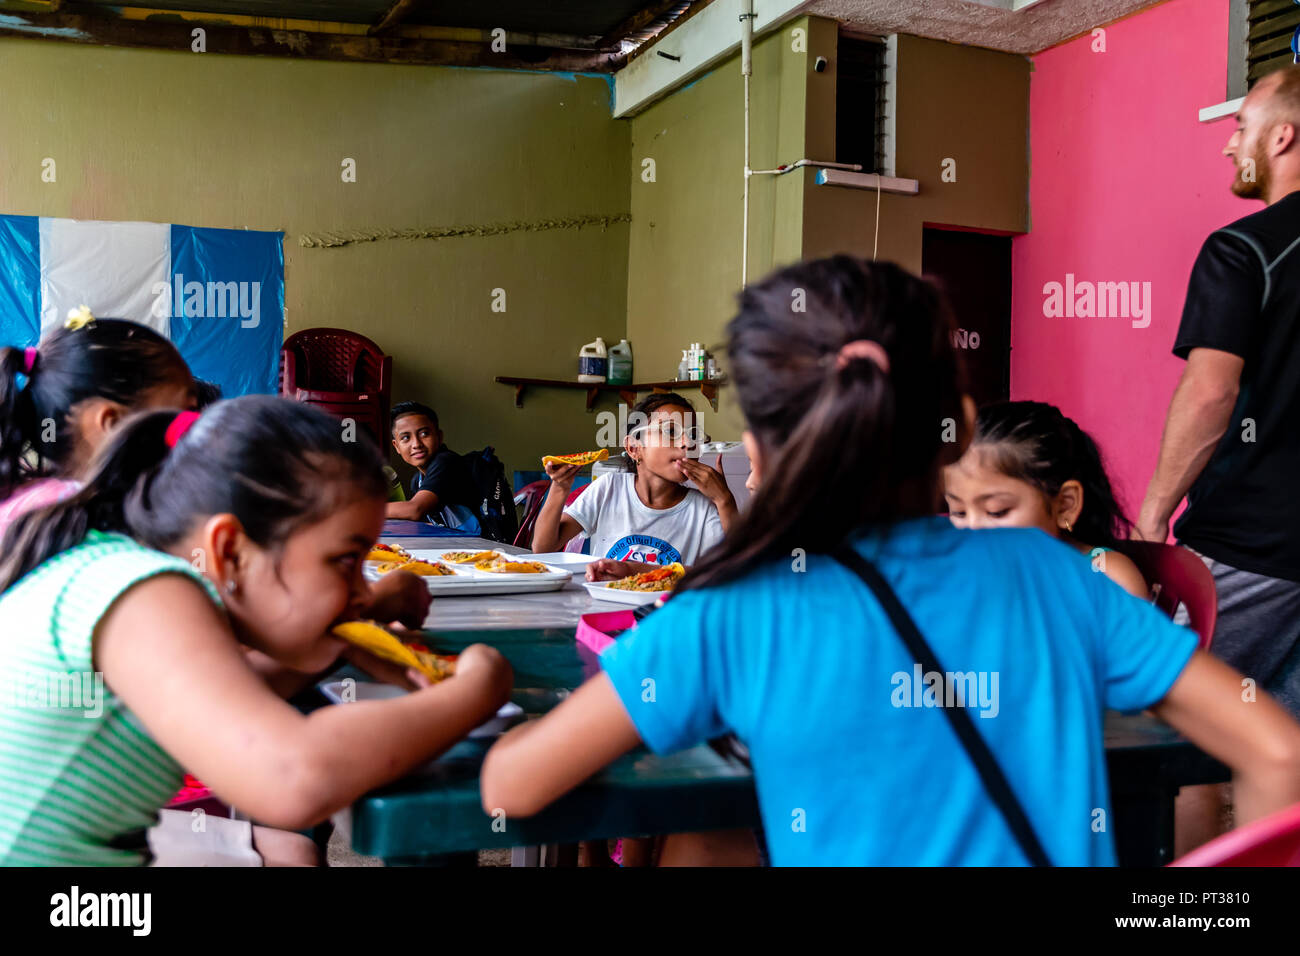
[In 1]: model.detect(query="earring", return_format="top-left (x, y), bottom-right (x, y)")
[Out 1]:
top-left (225, 579), bottom-right (239, 597)
top-left (1062, 521), bottom-right (1073, 533)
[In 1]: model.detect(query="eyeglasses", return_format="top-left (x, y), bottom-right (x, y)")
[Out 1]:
top-left (628, 419), bottom-right (711, 450)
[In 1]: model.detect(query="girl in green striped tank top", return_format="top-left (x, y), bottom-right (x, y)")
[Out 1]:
top-left (0, 396), bottom-right (512, 865)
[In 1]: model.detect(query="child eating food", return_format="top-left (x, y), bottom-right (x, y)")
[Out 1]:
top-left (943, 401), bottom-right (1148, 598)
top-left (0, 315), bottom-right (197, 542)
top-left (481, 256), bottom-right (1300, 866)
top-left (0, 396), bottom-right (511, 865)
top-left (531, 393), bottom-right (736, 576)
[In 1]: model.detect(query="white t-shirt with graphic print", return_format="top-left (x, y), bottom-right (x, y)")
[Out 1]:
top-left (563, 472), bottom-right (724, 566)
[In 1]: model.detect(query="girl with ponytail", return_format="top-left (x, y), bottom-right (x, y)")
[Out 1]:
top-left (942, 400), bottom-right (1150, 598)
top-left (0, 395), bottom-right (512, 865)
top-left (0, 316), bottom-right (196, 541)
top-left (481, 256), bottom-right (1300, 866)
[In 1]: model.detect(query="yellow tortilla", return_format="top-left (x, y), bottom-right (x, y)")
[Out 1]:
top-left (541, 449), bottom-right (610, 468)
top-left (377, 559), bottom-right (455, 576)
top-left (332, 620), bottom-right (457, 682)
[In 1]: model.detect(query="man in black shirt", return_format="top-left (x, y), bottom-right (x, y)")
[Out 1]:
top-left (1138, 66), bottom-right (1300, 715)
top-left (386, 401), bottom-right (481, 529)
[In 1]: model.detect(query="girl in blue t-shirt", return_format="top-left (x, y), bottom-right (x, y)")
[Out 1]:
top-left (480, 255), bottom-right (1300, 866)
top-left (943, 400), bottom-right (1149, 598)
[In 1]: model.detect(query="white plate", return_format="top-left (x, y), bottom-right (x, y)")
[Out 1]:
top-left (365, 549), bottom-right (572, 595)
top-left (529, 552), bottom-right (598, 568)
top-left (319, 681), bottom-right (524, 737)
top-left (582, 580), bottom-right (671, 607)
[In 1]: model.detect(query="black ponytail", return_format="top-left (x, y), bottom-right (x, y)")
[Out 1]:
top-left (971, 400), bottom-right (1131, 549)
top-left (0, 346), bottom-right (39, 498)
top-left (680, 256), bottom-right (965, 592)
top-left (0, 319), bottom-right (191, 499)
top-left (0, 395), bottom-right (387, 593)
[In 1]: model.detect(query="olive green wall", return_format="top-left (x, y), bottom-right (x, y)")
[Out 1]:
top-left (801, 31), bottom-right (1031, 271)
top-left (624, 19), bottom-right (812, 442)
top-left (0, 21), bottom-right (1028, 469)
top-left (622, 19), bottom-right (1030, 443)
top-left (0, 37), bottom-right (630, 480)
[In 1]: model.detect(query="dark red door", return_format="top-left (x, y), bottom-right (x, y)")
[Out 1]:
top-left (921, 227), bottom-right (1012, 408)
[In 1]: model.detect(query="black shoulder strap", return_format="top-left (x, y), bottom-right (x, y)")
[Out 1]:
top-left (832, 546), bottom-right (1052, 867)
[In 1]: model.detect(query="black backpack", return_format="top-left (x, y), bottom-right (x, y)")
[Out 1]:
top-left (462, 447), bottom-right (518, 544)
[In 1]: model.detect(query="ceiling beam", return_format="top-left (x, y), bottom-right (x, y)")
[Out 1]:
top-left (597, 0), bottom-right (690, 48)
top-left (613, 0), bottom-right (814, 117)
top-left (369, 0), bottom-right (421, 37)
top-left (0, 10), bottom-right (619, 72)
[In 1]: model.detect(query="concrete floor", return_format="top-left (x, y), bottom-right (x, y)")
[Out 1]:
top-left (325, 827), bottom-right (511, 867)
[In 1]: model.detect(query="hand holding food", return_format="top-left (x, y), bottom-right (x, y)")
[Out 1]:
top-left (332, 620), bottom-right (457, 682)
top-left (342, 644), bottom-right (434, 691)
top-left (542, 459), bottom-right (583, 488)
top-left (360, 570), bottom-right (432, 629)
top-left (453, 643), bottom-right (514, 700)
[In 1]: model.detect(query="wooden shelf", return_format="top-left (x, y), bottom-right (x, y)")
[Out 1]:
top-left (495, 376), bottom-right (725, 412)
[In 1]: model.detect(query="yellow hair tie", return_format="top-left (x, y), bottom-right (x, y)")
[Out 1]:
top-left (64, 305), bottom-right (95, 331)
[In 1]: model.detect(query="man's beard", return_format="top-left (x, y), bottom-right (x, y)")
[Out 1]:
top-left (1231, 139), bottom-right (1271, 199)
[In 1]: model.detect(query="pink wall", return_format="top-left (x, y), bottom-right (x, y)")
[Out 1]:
top-left (1011, 0), bottom-right (1250, 519)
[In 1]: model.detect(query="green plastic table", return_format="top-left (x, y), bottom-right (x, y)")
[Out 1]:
top-left (330, 624), bottom-right (1228, 866)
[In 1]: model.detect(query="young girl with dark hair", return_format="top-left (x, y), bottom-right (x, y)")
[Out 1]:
top-left (943, 400), bottom-right (1149, 597)
top-left (533, 392), bottom-right (737, 578)
top-left (0, 317), bottom-right (196, 540)
top-left (0, 395), bottom-right (512, 865)
top-left (481, 256), bottom-right (1300, 865)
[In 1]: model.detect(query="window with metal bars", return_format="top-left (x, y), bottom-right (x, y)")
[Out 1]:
top-left (835, 33), bottom-right (887, 175)
top-left (1246, 0), bottom-right (1300, 87)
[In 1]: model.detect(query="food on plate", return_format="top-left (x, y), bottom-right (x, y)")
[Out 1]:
top-left (606, 562), bottom-right (686, 592)
top-left (541, 449), bottom-right (610, 468)
top-left (365, 543), bottom-right (411, 563)
top-left (474, 558), bottom-right (551, 574)
top-left (332, 620), bottom-right (457, 682)
top-left (377, 559), bottom-right (455, 576)
top-left (440, 550), bottom-right (502, 564)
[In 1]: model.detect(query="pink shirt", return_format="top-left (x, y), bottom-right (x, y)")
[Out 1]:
top-left (0, 479), bottom-right (82, 543)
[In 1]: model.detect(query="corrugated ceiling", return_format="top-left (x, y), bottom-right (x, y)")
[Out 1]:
top-left (70, 0), bottom-right (661, 37)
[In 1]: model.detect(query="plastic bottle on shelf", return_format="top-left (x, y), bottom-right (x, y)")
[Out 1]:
top-left (677, 350), bottom-right (690, 382)
top-left (607, 339), bottom-right (633, 386)
top-left (577, 337), bottom-right (608, 383)
top-left (690, 343), bottom-right (705, 381)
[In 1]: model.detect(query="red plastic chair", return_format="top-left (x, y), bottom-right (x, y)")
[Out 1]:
top-left (1170, 800), bottom-right (1300, 866)
top-left (513, 481), bottom-right (589, 550)
top-left (1115, 541), bottom-right (1217, 650)
top-left (513, 480), bottom-right (550, 549)
top-left (280, 328), bottom-right (392, 440)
